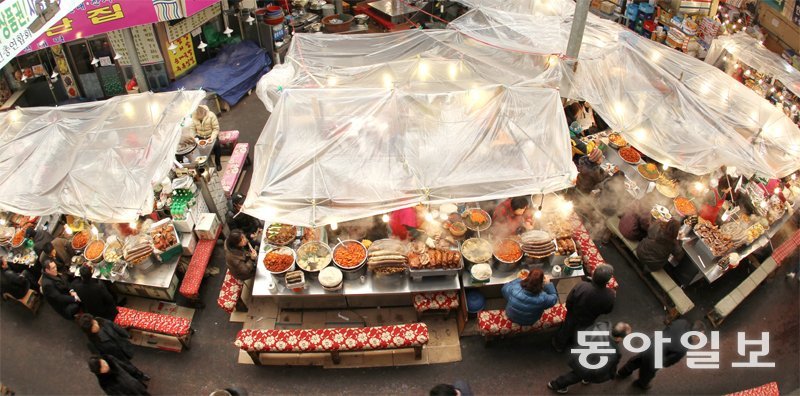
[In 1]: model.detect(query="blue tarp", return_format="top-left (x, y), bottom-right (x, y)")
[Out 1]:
top-left (167, 40), bottom-right (271, 105)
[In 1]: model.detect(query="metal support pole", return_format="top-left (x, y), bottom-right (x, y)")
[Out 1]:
top-left (334, 0), bottom-right (343, 14)
top-left (121, 27), bottom-right (149, 92)
top-left (565, 0), bottom-right (591, 63)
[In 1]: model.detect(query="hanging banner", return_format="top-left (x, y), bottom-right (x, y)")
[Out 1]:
top-left (184, 0), bottom-right (221, 17)
top-left (19, 0), bottom-right (161, 56)
top-left (1, 0), bottom-right (84, 68)
top-left (107, 25), bottom-right (163, 66)
top-left (165, 3), bottom-right (220, 42)
top-left (166, 33), bottom-right (196, 77)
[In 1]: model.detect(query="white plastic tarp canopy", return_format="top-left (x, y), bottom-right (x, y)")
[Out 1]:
top-left (450, 1), bottom-right (800, 178)
top-left (245, 83), bottom-right (575, 227)
top-left (0, 90), bottom-right (206, 223)
top-left (257, 29), bottom-right (561, 112)
top-left (706, 32), bottom-right (800, 98)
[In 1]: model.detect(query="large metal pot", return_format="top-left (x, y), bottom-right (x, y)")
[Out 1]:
top-left (492, 238), bottom-right (522, 272)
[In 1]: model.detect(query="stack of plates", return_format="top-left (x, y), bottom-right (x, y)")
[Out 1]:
top-left (521, 230), bottom-right (555, 258)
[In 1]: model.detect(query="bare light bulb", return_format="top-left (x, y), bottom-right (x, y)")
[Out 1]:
top-left (534, 209), bottom-right (542, 219)
top-left (694, 181), bottom-right (704, 192)
top-left (791, 174), bottom-right (797, 180)
top-left (760, 201), bottom-right (768, 209)
top-left (774, 187), bottom-right (781, 195)
top-left (662, 164), bottom-right (669, 170)
top-left (721, 212), bottom-right (729, 221)
top-left (382, 214), bottom-right (390, 223)
top-left (91, 226), bottom-right (98, 235)
top-left (330, 222), bottom-right (338, 231)
top-left (64, 227), bottom-right (73, 235)
top-left (424, 212), bottom-right (434, 222)
top-left (129, 221), bottom-right (137, 228)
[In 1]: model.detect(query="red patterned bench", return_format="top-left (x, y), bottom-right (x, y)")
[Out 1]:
top-left (114, 307), bottom-right (192, 350)
top-left (179, 227), bottom-right (221, 304)
top-left (725, 382), bottom-right (779, 396)
top-left (570, 214), bottom-right (619, 289)
top-left (772, 228), bottom-right (800, 265)
top-left (218, 130), bottom-right (239, 155)
top-left (217, 269), bottom-right (246, 314)
top-left (478, 303), bottom-right (567, 342)
top-left (412, 290), bottom-right (459, 320)
top-left (221, 143), bottom-right (249, 198)
top-left (235, 323), bottom-right (429, 365)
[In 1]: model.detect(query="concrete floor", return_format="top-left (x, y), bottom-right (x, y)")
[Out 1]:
top-left (1, 96), bottom-right (798, 395)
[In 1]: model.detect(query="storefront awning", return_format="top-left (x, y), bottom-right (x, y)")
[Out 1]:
top-left (244, 84), bottom-right (575, 227)
top-left (0, 90), bottom-right (205, 223)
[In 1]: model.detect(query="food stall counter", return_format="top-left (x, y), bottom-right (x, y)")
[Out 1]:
top-left (92, 255), bottom-right (180, 301)
top-left (461, 255), bottom-right (585, 288)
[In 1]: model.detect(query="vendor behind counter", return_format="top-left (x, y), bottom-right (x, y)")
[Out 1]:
top-left (492, 196), bottom-right (534, 237)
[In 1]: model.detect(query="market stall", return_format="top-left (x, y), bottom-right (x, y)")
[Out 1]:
top-left (0, 90), bottom-right (210, 302)
top-left (705, 32), bottom-right (800, 128)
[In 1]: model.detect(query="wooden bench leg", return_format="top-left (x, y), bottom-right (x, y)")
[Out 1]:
top-left (248, 351), bottom-right (262, 365)
top-left (413, 346), bottom-right (423, 360)
top-left (178, 332), bottom-right (192, 350)
top-left (235, 297), bottom-right (249, 312)
top-left (330, 351), bottom-right (341, 365)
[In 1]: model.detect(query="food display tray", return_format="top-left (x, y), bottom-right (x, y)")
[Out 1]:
top-left (692, 229), bottom-right (728, 258)
top-left (409, 244), bottom-right (463, 280)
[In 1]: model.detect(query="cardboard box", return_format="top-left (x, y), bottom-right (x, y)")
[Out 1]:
top-left (600, 1), bottom-right (615, 14)
top-left (172, 210), bottom-right (195, 233)
top-left (194, 213), bottom-right (220, 240)
top-left (180, 232), bottom-right (197, 256)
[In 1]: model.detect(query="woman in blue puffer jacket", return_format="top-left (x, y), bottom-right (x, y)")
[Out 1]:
top-left (501, 268), bottom-right (558, 326)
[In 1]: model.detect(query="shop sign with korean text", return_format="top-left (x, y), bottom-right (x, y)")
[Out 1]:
top-left (166, 33), bottom-right (196, 78)
top-left (1, 0), bottom-right (83, 68)
top-left (19, 0), bottom-right (161, 55)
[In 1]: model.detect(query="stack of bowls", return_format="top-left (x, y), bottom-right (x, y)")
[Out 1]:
top-left (263, 5), bottom-right (285, 25)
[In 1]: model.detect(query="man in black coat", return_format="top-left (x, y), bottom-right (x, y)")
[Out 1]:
top-left (548, 321), bottom-right (631, 393)
top-left (40, 259), bottom-right (80, 319)
top-left (78, 313), bottom-right (134, 362)
top-left (616, 319), bottom-right (702, 389)
top-left (25, 227), bottom-right (54, 256)
top-left (87, 354), bottom-right (150, 396)
top-left (1, 257), bottom-right (30, 299)
top-left (553, 264), bottom-right (617, 352)
top-left (226, 193), bottom-right (262, 246)
top-left (72, 265), bottom-right (118, 320)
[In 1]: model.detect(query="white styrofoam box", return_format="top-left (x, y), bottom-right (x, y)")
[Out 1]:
top-left (173, 210), bottom-right (196, 233)
top-left (180, 232), bottom-right (197, 256)
top-left (195, 213), bottom-right (221, 240)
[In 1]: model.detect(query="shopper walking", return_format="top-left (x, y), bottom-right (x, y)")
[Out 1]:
top-left (77, 313), bottom-right (134, 362)
top-left (72, 265), bottom-right (118, 320)
top-left (548, 321), bottom-right (631, 394)
top-left (616, 319), bottom-right (703, 389)
top-left (552, 264), bottom-right (616, 352)
top-left (40, 259), bottom-right (80, 319)
top-left (87, 354), bottom-right (150, 396)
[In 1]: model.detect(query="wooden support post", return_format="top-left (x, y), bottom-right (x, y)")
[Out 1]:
top-left (414, 346), bottom-right (423, 360)
top-left (331, 351), bottom-right (341, 364)
top-left (248, 351), bottom-right (262, 366)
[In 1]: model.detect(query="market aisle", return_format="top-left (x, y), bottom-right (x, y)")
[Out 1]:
top-left (1, 98), bottom-right (798, 395)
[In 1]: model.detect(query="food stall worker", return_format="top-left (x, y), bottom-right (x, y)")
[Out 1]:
top-left (501, 269), bottom-right (558, 326)
top-left (389, 207), bottom-right (419, 241)
top-left (226, 194), bottom-right (262, 247)
top-left (575, 155), bottom-right (606, 194)
top-left (25, 227), bottom-right (53, 255)
top-left (224, 230), bottom-right (257, 281)
top-left (492, 196), bottom-right (534, 236)
top-left (635, 218), bottom-right (682, 273)
top-left (191, 105), bottom-right (222, 171)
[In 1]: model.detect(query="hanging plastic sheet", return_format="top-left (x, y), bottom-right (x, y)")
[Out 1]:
top-left (706, 32), bottom-right (800, 98)
top-left (244, 84), bottom-right (575, 227)
top-left (448, 2), bottom-right (800, 178)
top-left (0, 90), bottom-right (206, 223)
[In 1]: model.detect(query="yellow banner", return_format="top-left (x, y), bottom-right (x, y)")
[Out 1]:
top-left (167, 33), bottom-right (196, 78)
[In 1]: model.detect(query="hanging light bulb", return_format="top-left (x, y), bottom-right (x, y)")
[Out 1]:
top-left (330, 222), bottom-right (338, 231)
top-left (50, 69), bottom-right (58, 79)
top-left (381, 214), bottom-right (390, 223)
top-left (424, 212), bottom-right (434, 222)
top-left (245, 15), bottom-right (255, 25)
top-left (758, 79), bottom-right (763, 84)
top-left (694, 181), bottom-right (705, 192)
top-left (91, 57), bottom-right (100, 66)
top-left (223, 27), bottom-right (233, 37)
top-left (534, 208), bottom-right (542, 219)
top-left (114, 53), bottom-right (122, 60)
top-left (773, 187), bottom-right (781, 195)
top-left (744, 70), bottom-right (751, 76)
top-left (722, 56), bottom-right (728, 61)
top-left (721, 211), bottom-right (730, 222)
top-left (0, 218), bottom-right (5, 226)
top-left (168, 42), bottom-right (178, 52)
top-left (197, 40), bottom-right (208, 52)
top-left (21, 73), bottom-right (28, 82)
top-left (737, 18), bottom-right (742, 23)
top-left (759, 201), bottom-right (768, 209)
top-left (64, 226), bottom-right (73, 235)
top-left (662, 163), bottom-right (669, 170)
top-left (129, 221), bottom-right (138, 229)
top-left (770, 87), bottom-right (776, 93)
top-left (91, 225), bottom-right (98, 235)
top-left (791, 174), bottom-right (797, 181)
top-left (561, 200), bottom-right (574, 214)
